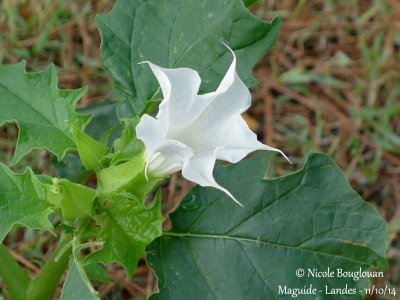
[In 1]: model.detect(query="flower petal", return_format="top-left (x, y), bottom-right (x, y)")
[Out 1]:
top-left (136, 114), bottom-right (167, 161)
top-left (148, 139), bottom-right (193, 176)
top-left (144, 62), bottom-right (205, 132)
top-left (182, 149), bottom-right (243, 206)
top-left (174, 48), bottom-right (252, 147)
top-left (202, 115), bottom-right (290, 163)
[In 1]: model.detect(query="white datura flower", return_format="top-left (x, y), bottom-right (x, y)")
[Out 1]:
top-left (136, 46), bottom-right (289, 205)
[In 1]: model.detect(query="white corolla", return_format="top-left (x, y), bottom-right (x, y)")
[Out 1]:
top-left (136, 47), bottom-right (288, 205)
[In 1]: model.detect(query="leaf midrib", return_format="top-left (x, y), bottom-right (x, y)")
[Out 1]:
top-left (162, 231), bottom-right (372, 266)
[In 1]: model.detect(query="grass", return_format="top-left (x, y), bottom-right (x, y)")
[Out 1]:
top-left (0, 0), bottom-right (399, 299)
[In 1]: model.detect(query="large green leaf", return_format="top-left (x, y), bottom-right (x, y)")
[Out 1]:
top-left (97, 0), bottom-right (281, 117)
top-left (0, 163), bottom-right (54, 242)
top-left (147, 152), bottom-right (388, 299)
top-left (84, 193), bottom-right (164, 277)
top-left (0, 61), bottom-right (90, 164)
top-left (60, 254), bottom-right (99, 300)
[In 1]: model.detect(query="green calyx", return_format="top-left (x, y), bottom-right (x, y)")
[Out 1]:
top-left (97, 153), bottom-right (163, 198)
top-left (70, 124), bottom-right (107, 172)
top-left (46, 178), bottom-right (97, 220)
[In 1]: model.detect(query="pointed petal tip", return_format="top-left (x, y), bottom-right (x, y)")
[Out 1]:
top-left (221, 42), bottom-right (236, 61)
top-left (223, 188), bottom-right (244, 207)
top-left (236, 199), bottom-right (244, 207)
top-left (221, 41), bottom-right (231, 50)
top-left (280, 151), bottom-right (293, 164)
top-left (263, 145), bottom-right (292, 164)
top-left (230, 195), bottom-right (244, 207)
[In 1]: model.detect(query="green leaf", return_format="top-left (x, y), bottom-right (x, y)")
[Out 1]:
top-left (242, 0), bottom-right (259, 7)
top-left (60, 254), bottom-right (99, 300)
top-left (85, 192), bottom-right (164, 277)
top-left (0, 61), bottom-right (90, 164)
top-left (0, 163), bottom-right (54, 242)
top-left (97, 0), bottom-right (281, 117)
top-left (147, 152), bottom-right (388, 299)
top-left (84, 263), bottom-right (111, 283)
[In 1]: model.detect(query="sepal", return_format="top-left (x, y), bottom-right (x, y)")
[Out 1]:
top-left (110, 118), bottom-right (144, 166)
top-left (97, 153), bottom-right (163, 198)
top-left (46, 178), bottom-right (96, 220)
top-left (70, 124), bottom-right (107, 172)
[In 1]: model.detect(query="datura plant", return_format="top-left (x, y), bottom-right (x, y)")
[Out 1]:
top-left (0, 0), bottom-right (388, 300)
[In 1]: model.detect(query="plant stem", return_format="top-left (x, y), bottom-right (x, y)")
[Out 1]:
top-left (27, 233), bottom-right (73, 300)
top-left (0, 243), bottom-right (30, 300)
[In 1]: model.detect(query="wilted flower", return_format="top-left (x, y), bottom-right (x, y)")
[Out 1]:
top-left (136, 46), bottom-right (288, 205)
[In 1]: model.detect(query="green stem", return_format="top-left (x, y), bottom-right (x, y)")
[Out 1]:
top-left (0, 244), bottom-right (30, 300)
top-left (27, 234), bottom-right (73, 300)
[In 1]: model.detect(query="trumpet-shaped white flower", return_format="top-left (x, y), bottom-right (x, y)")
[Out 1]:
top-left (136, 47), bottom-right (288, 205)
